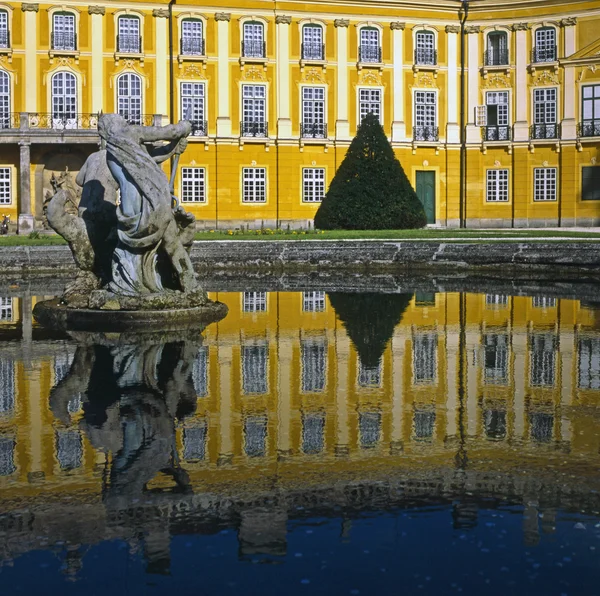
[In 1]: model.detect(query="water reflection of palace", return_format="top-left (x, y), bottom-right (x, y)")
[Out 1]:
top-left (1, 290), bottom-right (600, 570)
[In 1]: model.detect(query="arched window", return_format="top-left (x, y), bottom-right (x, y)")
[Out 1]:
top-left (181, 18), bottom-right (203, 55)
top-left (534, 27), bottom-right (556, 63)
top-left (0, 11), bottom-right (9, 49)
top-left (302, 24), bottom-right (324, 60)
top-left (242, 21), bottom-right (265, 58)
top-left (117, 73), bottom-right (142, 124)
top-left (117, 15), bottom-right (141, 53)
top-left (52, 12), bottom-right (76, 51)
top-left (486, 31), bottom-right (508, 66)
top-left (359, 27), bottom-right (380, 63)
top-left (415, 30), bottom-right (436, 65)
top-left (51, 71), bottom-right (77, 129)
top-left (0, 70), bottom-right (10, 129)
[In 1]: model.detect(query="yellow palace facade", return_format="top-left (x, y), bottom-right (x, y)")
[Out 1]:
top-left (0, 0), bottom-right (599, 232)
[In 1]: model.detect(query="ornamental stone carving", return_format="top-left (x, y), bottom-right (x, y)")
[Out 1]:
top-left (334, 19), bottom-right (349, 28)
top-left (152, 9), bottom-right (169, 18)
top-left (445, 25), bottom-right (460, 34)
top-left (88, 6), bottom-right (105, 16)
top-left (21, 3), bottom-right (39, 12)
top-left (275, 15), bottom-right (292, 25)
top-left (390, 22), bottom-right (405, 31)
top-left (214, 12), bottom-right (231, 22)
top-left (482, 72), bottom-right (512, 89)
top-left (560, 17), bottom-right (577, 27)
top-left (465, 25), bottom-right (480, 34)
top-left (511, 23), bottom-right (530, 31)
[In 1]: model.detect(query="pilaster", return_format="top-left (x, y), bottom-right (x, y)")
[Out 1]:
top-left (153, 10), bottom-right (168, 118)
top-left (335, 19), bottom-right (350, 140)
top-left (89, 7), bottom-right (105, 113)
top-left (22, 4), bottom-right (38, 113)
top-left (446, 25), bottom-right (460, 144)
top-left (391, 22), bottom-right (406, 142)
top-left (561, 18), bottom-right (577, 140)
top-left (465, 26), bottom-right (481, 143)
top-left (216, 13), bottom-right (232, 137)
top-left (513, 23), bottom-right (531, 142)
top-left (276, 16), bottom-right (292, 138)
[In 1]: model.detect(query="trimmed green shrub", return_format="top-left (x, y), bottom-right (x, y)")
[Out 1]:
top-left (314, 113), bottom-right (427, 230)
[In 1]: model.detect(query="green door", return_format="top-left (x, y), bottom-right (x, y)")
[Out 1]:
top-left (416, 171), bottom-right (436, 224)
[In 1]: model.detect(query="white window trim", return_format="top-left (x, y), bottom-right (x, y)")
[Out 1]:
top-left (179, 79), bottom-right (207, 131)
top-left (241, 166), bottom-right (267, 204)
top-left (180, 166), bottom-right (207, 203)
top-left (113, 10), bottom-right (144, 56)
top-left (177, 12), bottom-right (207, 54)
top-left (533, 167), bottom-right (558, 202)
top-left (301, 166), bottom-right (326, 203)
top-left (485, 168), bottom-right (510, 203)
top-left (357, 85), bottom-right (384, 126)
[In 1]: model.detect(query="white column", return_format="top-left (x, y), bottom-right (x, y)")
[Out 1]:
top-left (561, 18), bottom-right (578, 139)
top-left (89, 7), bottom-right (105, 114)
top-left (276, 16), bottom-right (292, 138)
top-left (390, 331), bottom-right (406, 452)
top-left (277, 338), bottom-right (293, 455)
top-left (445, 329), bottom-right (459, 438)
top-left (216, 13), bottom-right (232, 137)
top-left (559, 329), bottom-right (574, 444)
top-left (513, 24), bottom-right (530, 142)
top-left (22, 4), bottom-right (38, 112)
top-left (335, 333), bottom-right (350, 455)
top-left (465, 26), bottom-right (481, 143)
top-left (512, 331), bottom-right (527, 441)
top-left (466, 330), bottom-right (479, 437)
top-left (391, 22), bottom-right (406, 142)
top-left (335, 19), bottom-right (350, 140)
top-left (446, 25), bottom-right (460, 144)
top-left (217, 345), bottom-right (233, 465)
top-left (153, 11), bottom-right (168, 119)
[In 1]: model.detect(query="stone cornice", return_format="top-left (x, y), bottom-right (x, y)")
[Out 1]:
top-left (152, 8), bottom-right (169, 18)
top-left (334, 19), bottom-right (349, 28)
top-left (465, 25), bottom-right (480, 34)
top-left (21, 3), bottom-right (39, 12)
top-left (511, 22), bottom-right (530, 31)
top-left (445, 24), bottom-right (460, 34)
top-left (88, 5), bottom-right (105, 16)
top-left (390, 22), bottom-right (405, 31)
top-left (560, 17), bottom-right (577, 27)
top-left (275, 15), bottom-right (292, 25)
top-left (214, 12), bottom-right (231, 22)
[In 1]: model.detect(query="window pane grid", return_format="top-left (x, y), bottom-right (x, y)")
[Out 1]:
top-left (359, 88), bottom-right (381, 122)
top-left (486, 169), bottom-right (509, 202)
top-left (0, 167), bottom-right (10, 204)
top-left (302, 168), bottom-right (325, 203)
top-left (181, 167), bottom-right (206, 203)
top-left (534, 168), bottom-right (557, 202)
top-left (242, 168), bottom-right (267, 203)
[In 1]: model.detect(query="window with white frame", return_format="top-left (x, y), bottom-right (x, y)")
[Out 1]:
top-left (0, 296), bottom-right (11, 320)
top-left (242, 343), bottom-right (268, 394)
top-left (183, 420), bottom-right (207, 460)
top-left (301, 337), bottom-right (327, 393)
top-left (414, 91), bottom-right (437, 140)
top-left (244, 414), bottom-right (267, 457)
top-left (242, 22), bottom-right (264, 58)
top-left (486, 169), bottom-right (509, 202)
top-left (0, 168), bottom-right (9, 205)
top-left (117, 72), bottom-right (142, 124)
top-left (483, 333), bottom-right (509, 386)
top-left (413, 331), bottom-right (437, 384)
top-left (534, 167), bottom-right (557, 202)
top-left (358, 360), bottom-right (382, 388)
top-left (583, 166), bottom-right (600, 201)
top-left (0, 358), bottom-right (14, 415)
top-left (582, 85), bottom-right (600, 137)
top-left (181, 82), bottom-right (205, 135)
top-left (241, 84), bottom-right (267, 136)
top-left (118, 16), bottom-right (141, 53)
top-left (192, 346), bottom-right (208, 397)
top-left (359, 88), bottom-right (381, 123)
top-left (243, 291), bottom-right (267, 312)
top-left (0, 437), bottom-right (14, 476)
top-left (532, 296), bottom-right (556, 309)
top-left (415, 31), bottom-right (436, 65)
top-left (242, 167), bottom-right (267, 203)
top-left (302, 25), bottom-right (324, 60)
top-left (359, 27), bottom-right (380, 63)
top-left (302, 168), bottom-right (325, 203)
top-left (301, 87), bottom-right (326, 137)
top-left (534, 27), bottom-right (556, 63)
top-left (578, 337), bottom-right (600, 390)
top-left (181, 19), bottom-right (203, 55)
top-left (532, 87), bottom-right (558, 139)
top-left (359, 411), bottom-right (381, 447)
top-left (302, 412), bottom-right (325, 454)
top-left (486, 31), bottom-right (508, 66)
top-left (529, 333), bottom-right (557, 388)
top-left (529, 412), bottom-right (553, 442)
top-left (0, 71), bottom-right (10, 129)
top-left (181, 167), bottom-right (206, 203)
top-left (485, 294), bottom-right (508, 309)
top-left (56, 429), bottom-right (82, 470)
top-left (484, 91), bottom-right (510, 141)
top-left (52, 12), bottom-right (76, 51)
top-left (0, 12), bottom-right (9, 49)
top-left (302, 291), bottom-right (326, 312)
top-left (51, 71), bottom-right (77, 129)
top-left (413, 409), bottom-right (436, 440)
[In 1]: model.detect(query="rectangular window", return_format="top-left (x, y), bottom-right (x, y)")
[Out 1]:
top-left (183, 421), bottom-right (207, 460)
top-left (484, 410), bottom-right (507, 440)
top-left (181, 167), bottom-right (206, 203)
top-left (242, 22), bottom-right (264, 58)
top-left (534, 168), bottom-right (557, 202)
top-left (0, 358), bottom-right (14, 415)
top-left (534, 28), bottom-right (556, 62)
top-left (242, 344), bottom-right (268, 394)
top-left (581, 84), bottom-right (600, 137)
top-left (180, 82), bottom-right (205, 135)
top-left (414, 410), bottom-right (436, 440)
top-left (358, 361), bottom-right (382, 388)
top-left (582, 166), bottom-right (600, 201)
top-left (241, 84), bottom-right (267, 136)
top-left (413, 331), bottom-right (437, 385)
top-left (532, 87), bottom-right (558, 139)
top-left (415, 31), bottom-right (436, 65)
top-left (56, 430), bottom-right (82, 470)
top-left (359, 28), bottom-right (380, 63)
top-left (359, 88), bottom-right (381, 123)
top-left (0, 437), bottom-right (15, 476)
top-left (483, 333), bottom-right (509, 386)
top-left (485, 91), bottom-right (510, 141)
top-left (532, 296), bottom-right (556, 309)
top-left (301, 87), bottom-right (326, 137)
top-left (302, 291), bottom-right (325, 312)
top-left (578, 337), bottom-right (600, 390)
top-left (302, 413), bottom-right (325, 454)
top-left (244, 415), bottom-right (267, 457)
top-left (302, 25), bottom-right (323, 60)
top-left (0, 168), bottom-right (11, 204)
top-left (530, 412), bottom-right (553, 442)
top-left (181, 20), bottom-right (203, 55)
top-left (242, 167), bottom-right (267, 203)
top-left (52, 13), bottom-right (76, 50)
top-left (243, 291), bottom-right (267, 312)
top-left (414, 91), bottom-right (437, 141)
top-left (485, 294), bottom-right (508, 308)
top-left (301, 338), bottom-right (327, 393)
top-left (359, 411), bottom-right (381, 447)
top-left (0, 296), bottom-right (12, 320)
top-left (302, 168), bottom-right (325, 203)
top-left (0, 12), bottom-right (8, 48)
top-left (486, 169), bottom-right (509, 202)
top-left (192, 346), bottom-right (208, 397)
top-left (118, 17), bottom-right (140, 53)
top-left (529, 333), bottom-right (557, 388)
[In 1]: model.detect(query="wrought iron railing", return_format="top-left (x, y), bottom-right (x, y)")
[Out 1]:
top-left (190, 120), bottom-right (208, 136)
top-left (117, 34), bottom-right (142, 53)
top-left (414, 48), bottom-right (437, 66)
top-left (180, 37), bottom-right (204, 55)
top-left (578, 120), bottom-right (600, 138)
top-left (531, 45), bottom-right (557, 63)
top-left (484, 49), bottom-right (509, 66)
top-left (51, 32), bottom-right (77, 51)
top-left (413, 125), bottom-right (439, 142)
top-left (483, 125), bottom-right (512, 142)
top-left (0, 30), bottom-right (10, 49)
top-left (242, 40), bottom-right (266, 58)
top-left (118, 113), bottom-right (155, 126)
top-left (301, 121), bottom-right (327, 138)
top-left (301, 42), bottom-right (324, 61)
top-left (358, 45), bottom-right (381, 63)
top-left (0, 112), bottom-right (160, 131)
top-left (530, 123), bottom-right (560, 140)
top-left (241, 120), bottom-right (268, 137)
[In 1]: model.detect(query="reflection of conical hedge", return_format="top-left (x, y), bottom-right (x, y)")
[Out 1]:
top-left (328, 293), bottom-right (414, 368)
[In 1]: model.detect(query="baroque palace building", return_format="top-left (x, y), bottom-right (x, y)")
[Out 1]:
top-left (0, 0), bottom-right (598, 231)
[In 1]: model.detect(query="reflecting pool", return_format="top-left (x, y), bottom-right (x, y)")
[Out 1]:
top-left (1, 284), bottom-right (600, 595)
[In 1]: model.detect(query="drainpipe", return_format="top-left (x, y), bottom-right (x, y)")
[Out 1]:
top-left (459, 0), bottom-right (469, 228)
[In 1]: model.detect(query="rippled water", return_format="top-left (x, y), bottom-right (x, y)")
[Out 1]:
top-left (0, 284), bottom-right (600, 595)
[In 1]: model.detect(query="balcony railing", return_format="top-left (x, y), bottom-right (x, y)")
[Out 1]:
top-left (531, 46), bottom-right (557, 63)
top-left (117, 34), bottom-right (142, 54)
top-left (578, 120), bottom-right (600, 138)
top-left (241, 120), bottom-right (268, 137)
top-left (358, 45), bottom-right (381, 63)
top-left (484, 49), bottom-right (509, 66)
top-left (118, 113), bottom-right (155, 126)
top-left (483, 125), bottom-right (512, 142)
top-left (0, 30), bottom-right (10, 49)
top-left (180, 37), bottom-right (204, 56)
top-left (301, 42), bottom-right (324, 61)
top-left (414, 48), bottom-right (437, 66)
top-left (530, 123), bottom-right (560, 140)
top-left (242, 40), bottom-right (266, 59)
top-left (413, 125), bottom-right (439, 142)
top-left (0, 112), bottom-right (159, 132)
top-left (301, 121), bottom-right (327, 138)
top-left (190, 119), bottom-right (208, 136)
top-left (51, 32), bottom-right (76, 51)
top-left (0, 113), bottom-right (19, 129)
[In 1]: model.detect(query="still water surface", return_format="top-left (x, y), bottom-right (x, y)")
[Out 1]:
top-left (0, 287), bottom-right (599, 595)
